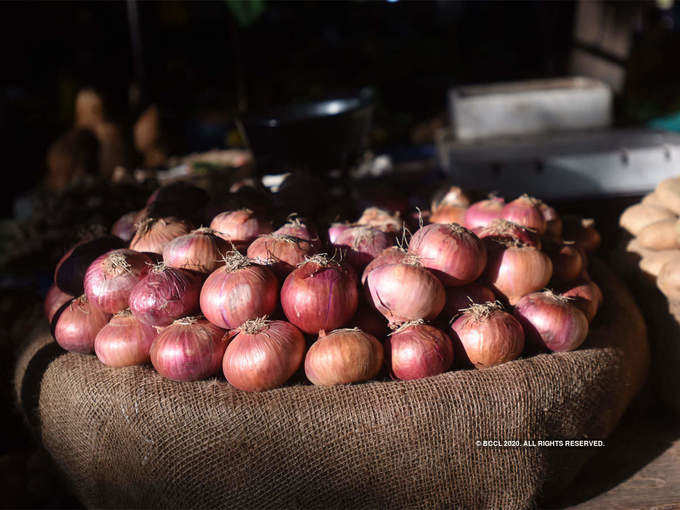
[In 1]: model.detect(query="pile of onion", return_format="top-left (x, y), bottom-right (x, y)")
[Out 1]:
top-left (350, 304), bottom-right (388, 339)
top-left (562, 281), bottom-right (603, 322)
top-left (45, 285), bottom-right (73, 322)
top-left (130, 217), bottom-right (193, 254)
top-left (548, 242), bottom-right (584, 284)
top-left (408, 223), bottom-right (486, 286)
top-left (223, 318), bottom-right (306, 392)
top-left (200, 251), bottom-right (278, 329)
top-left (386, 322), bottom-right (453, 380)
top-left (429, 205), bottom-right (468, 225)
top-left (431, 185), bottom-right (471, 211)
top-left (94, 310), bottom-right (157, 367)
top-left (304, 328), bottom-right (383, 385)
top-left (501, 195), bottom-right (547, 234)
top-left (209, 208), bottom-right (273, 249)
top-left (129, 263), bottom-right (202, 326)
top-left (441, 283), bottom-right (496, 318)
top-left (84, 249), bottom-right (152, 313)
top-left (111, 211), bottom-right (139, 242)
top-left (55, 236), bottom-right (126, 295)
top-left (150, 316), bottom-right (227, 381)
top-left (450, 302), bottom-right (525, 368)
top-left (563, 216), bottom-right (602, 253)
top-left (328, 222), bottom-right (352, 244)
top-left (514, 290), bottom-right (589, 352)
top-left (477, 219), bottom-right (540, 248)
top-left (273, 216), bottom-right (321, 249)
top-left (539, 202), bottom-right (563, 239)
top-left (356, 207), bottom-right (403, 233)
top-left (54, 295), bottom-right (111, 353)
top-left (333, 226), bottom-right (392, 271)
top-left (162, 227), bottom-right (229, 273)
top-left (361, 246), bottom-right (408, 285)
top-left (464, 196), bottom-right (505, 230)
top-left (281, 255), bottom-right (358, 334)
top-left (247, 233), bottom-right (318, 277)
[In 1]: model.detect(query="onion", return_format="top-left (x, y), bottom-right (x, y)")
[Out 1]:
top-left (350, 305), bottom-right (388, 339)
top-left (549, 243), bottom-right (584, 284)
top-left (247, 234), bottom-right (319, 277)
top-left (200, 251), bottom-right (279, 329)
top-left (83, 249), bottom-right (152, 313)
top-left (366, 259), bottom-right (445, 324)
top-left (431, 185), bottom-right (471, 210)
top-left (274, 216), bottom-right (321, 249)
top-left (209, 208), bottom-right (273, 249)
top-left (501, 195), bottom-right (547, 234)
top-left (540, 202), bottom-right (563, 239)
top-left (54, 236), bottom-right (126, 295)
top-left (562, 281), bottom-right (603, 322)
top-left (328, 222), bottom-right (352, 244)
top-left (111, 211), bottom-right (139, 242)
top-left (304, 328), bottom-right (383, 385)
top-left (333, 226), bottom-right (393, 271)
top-left (149, 316), bottom-right (227, 381)
top-left (94, 309), bottom-right (157, 367)
top-left (464, 197), bottom-right (505, 230)
top-left (129, 263), bottom-right (202, 326)
top-left (54, 295), bottom-right (111, 353)
top-left (450, 302), bottom-right (524, 368)
top-left (386, 323), bottom-right (453, 380)
top-left (145, 182), bottom-right (209, 222)
top-left (441, 283), bottom-right (496, 318)
top-left (484, 239), bottom-right (553, 305)
top-left (408, 223), bottom-right (487, 286)
top-left (222, 318), bottom-right (306, 392)
top-left (477, 219), bottom-right (541, 249)
top-left (361, 246), bottom-right (408, 285)
top-left (429, 205), bottom-right (467, 225)
top-left (45, 285), bottom-right (73, 322)
top-left (130, 217), bottom-right (193, 254)
top-left (514, 290), bottom-right (589, 352)
top-left (356, 207), bottom-right (403, 233)
top-left (563, 216), bottom-right (602, 253)
top-left (280, 255), bottom-right (358, 334)
top-left (162, 227), bottom-right (230, 273)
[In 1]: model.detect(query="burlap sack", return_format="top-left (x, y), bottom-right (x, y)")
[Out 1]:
top-left (14, 260), bottom-right (648, 510)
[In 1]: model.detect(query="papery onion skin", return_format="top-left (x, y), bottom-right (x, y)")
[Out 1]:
top-left (550, 243), bottom-right (584, 284)
top-left (501, 195), bottom-right (547, 234)
top-left (54, 295), bottom-right (111, 353)
top-left (464, 197), bottom-right (505, 230)
top-left (45, 285), bottom-right (73, 322)
top-left (281, 259), bottom-right (358, 334)
top-left (386, 324), bottom-right (453, 380)
top-left (84, 249), bottom-right (152, 314)
top-left (366, 262), bottom-right (445, 324)
top-left (222, 319), bottom-right (306, 392)
top-left (150, 317), bottom-right (227, 381)
top-left (200, 255), bottom-right (279, 329)
top-left (563, 216), bottom-right (601, 253)
top-left (328, 222), bottom-right (352, 244)
top-left (209, 209), bottom-right (273, 248)
top-left (361, 246), bottom-right (408, 285)
top-left (304, 328), bottom-right (383, 386)
top-left (441, 283), bottom-right (496, 318)
top-left (333, 226), bottom-right (393, 271)
top-left (477, 219), bottom-right (541, 249)
top-left (356, 207), bottom-right (403, 234)
top-left (111, 211), bottom-right (139, 242)
top-left (129, 217), bottom-right (193, 254)
top-left (274, 218), bottom-right (322, 249)
top-left (429, 205), bottom-right (467, 226)
top-left (540, 203), bottom-right (563, 239)
top-left (431, 185), bottom-right (471, 210)
top-left (247, 234), bottom-right (318, 277)
top-left (562, 281), bottom-right (603, 322)
top-left (450, 304), bottom-right (525, 369)
top-left (129, 265), bottom-right (202, 326)
top-left (514, 291), bottom-right (589, 352)
top-left (162, 228), bottom-right (230, 273)
top-left (408, 223), bottom-right (487, 286)
top-left (94, 310), bottom-right (158, 367)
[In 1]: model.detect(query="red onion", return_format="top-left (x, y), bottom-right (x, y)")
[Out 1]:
top-left (54, 295), bottom-right (111, 353)
top-left (549, 243), bottom-right (584, 284)
top-left (539, 202), bottom-right (563, 239)
top-left (450, 302), bottom-right (524, 368)
top-left (162, 228), bottom-right (230, 273)
top-left (366, 259), bottom-right (445, 324)
top-left (333, 226), bottom-right (393, 271)
top-left (477, 219), bottom-right (541, 249)
top-left (200, 251), bottom-right (279, 329)
top-left (129, 263), bottom-right (202, 326)
top-left (280, 255), bottom-right (358, 334)
top-left (247, 234), bottom-right (319, 277)
top-left (209, 208), bottom-right (273, 249)
top-left (361, 246), bottom-right (408, 285)
top-left (441, 283), bottom-right (496, 318)
top-left (514, 290), bottom-right (589, 352)
top-left (464, 197), bottom-right (505, 230)
top-left (408, 223), bottom-right (487, 286)
top-left (222, 318), bottom-right (306, 391)
top-left (83, 249), bottom-right (152, 313)
top-left (431, 185), bottom-right (471, 210)
top-left (111, 211), bottom-right (139, 242)
top-left (356, 207), bottom-right (403, 234)
top-left (328, 222), bottom-right (352, 244)
top-left (94, 310), bottom-right (157, 367)
top-left (484, 239), bottom-right (553, 305)
top-left (562, 281), bottom-right (603, 322)
top-left (45, 285), bottom-right (73, 322)
top-left (350, 305), bottom-right (388, 339)
top-left (304, 328), bottom-right (383, 385)
top-left (563, 216), bottom-right (601, 253)
top-left (429, 205), bottom-right (467, 225)
top-left (501, 195), bottom-right (547, 234)
top-left (149, 316), bottom-right (227, 381)
top-left (386, 323), bottom-right (453, 380)
top-left (54, 236), bottom-right (126, 295)
top-left (274, 216), bottom-right (321, 249)
top-left (130, 217), bottom-right (193, 254)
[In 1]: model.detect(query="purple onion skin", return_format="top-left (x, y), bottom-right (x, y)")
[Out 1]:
top-left (162, 230), bottom-right (230, 273)
top-left (328, 223), bottom-right (351, 244)
top-left (361, 246), bottom-right (408, 285)
top-left (333, 226), bottom-right (393, 272)
top-left (386, 324), bottom-right (454, 380)
top-left (129, 268), bottom-right (202, 327)
top-left (54, 296), bottom-right (111, 354)
top-left (440, 284), bottom-right (496, 319)
top-left (111, 211), bottom-right (138, 242)
top-left (54, 236), bottom-right (126, 295)
top-left (94, 312), bottom-right (158, 367)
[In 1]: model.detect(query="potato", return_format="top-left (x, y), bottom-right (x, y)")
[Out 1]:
top-left (656, 177), bottom-right (680, 214)
top-left (658, 257), bottom-right (680, 300)
top-left (640, 250), bottom-right (680, 277)
top-left (641, 191), bottom-right (665, 207)
top-left (637, 219), bottom-right (680, 250)
top-left (619, 204), bottom-right (676, 235)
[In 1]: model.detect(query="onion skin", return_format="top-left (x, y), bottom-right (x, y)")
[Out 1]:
top-left (408, 223), bottom-right (487, 286)
top-left (540, 203), bottom-right (563, 239)
top-left (247, 234), bottom-right (318, 277)
top-left (501, 195), bottom-right (547, 234)
top-left (464, 198), bottom-right (505, 230)
top-left (274, 219), bottom-right (322, 249)
top-left (130, 218), bottom-right (193, 254)
top-left (386, 324), bottom-right (453, 380)
top-left (200, 261), bottom-right (279, 329)
top-left (356, 207), bottom-right (403, 234)
top-left (45, 285), bottom-right (73, 322)
top-left (429, 205), bottom-right (467, 225)
top-left (450, 305), bottom-right (525, 368)
top-left (361, 246), bottom-right (408, 285)
top-left (222, 320), bottom-right (306, 392)
top-left (484, 240), bottom-right (553, 305)
top-left (550, 244), bottom-right (584, 284)
top-left (54, 295), bottom-right (111, 353)
top-left (162, 228), bottom-right (230, 273)
top-left (328, 222), bottom-right (352, 244)
top-left (304, 328), bottom-right (383, 386)
top-left (366, 262), bottom-right (445, 324)
top-left (514, 291), bottom-right (589, 352)
top-left (149, 318), bottom-right (227, 381)
top-left (562, 281), bottom-right (603, 322)
top-left (54, 236), bottom-right (126, 295)
top-left (431, 185), bottom-right (471, 210)
top-left (111, 211), bottom-right (139, 242)
top-left (333, 226), bottom-right (393, 271)
top-left (477, 219), bottom-right (541, 249)
top-left (129, 266), bottom-right (202, 326)
top-left (94, 311), bottom-right (158, 367)
top-left (84, 249), bottom-right (152, 314)
top-left (563, 216), bottom-right (601, 253)
top-left (350, 305), bottom-right (388, 339)
top-left (281, 260), bottom-right (358, 334)
top-left (209, 209), bottom-right (273, 248)
top-left (441, 283), bottom-right (496, 318)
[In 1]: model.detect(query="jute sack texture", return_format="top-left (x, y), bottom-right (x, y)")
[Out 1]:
top-left (15, 260), bottom-right (648, 510)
